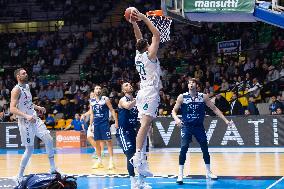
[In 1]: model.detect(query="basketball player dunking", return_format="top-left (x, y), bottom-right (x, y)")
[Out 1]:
top-left (10, 68), bottom-right (57, 183)
top-left (172, 78), bottom-right (234, 184)
top-left (128, 9), bottom-right (161, 179)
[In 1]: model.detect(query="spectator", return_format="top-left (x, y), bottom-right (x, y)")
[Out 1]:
top-left (220, 78), bottom-right (229, 92)
top-left (0, 111), bottom-right (3, 122)
top-left (267, 65), bottom-right (280, 94)
top-left (5, 75), bottom-right (15, 91)
top-left (46, 85), bottom-right (55, 100)
top-left (276, 107), bottom-right (283, 115)
top-left (2, 104), bottom-right (11, 122)
top-left (32, 61), bottom-right (42, 75)
top-left (45, 113), bottom-right (55, 127)
top-left (54, 86), bottom-right (64, 100)
top-left (269, 95), bottom-right (283, 115)
top-left (68, 81), bottom-right (79, 95)
top-left (230, 93), bottom-right (245, 115)
top-left (42, 98), bottom-right (52, 115)
top-left (0, 95), bottom-right (7, 108)
top-left (0, 85), bottom-right (9, 99)
top-left (63, 99), bottom-right (75, 119)
top-left (53, 99), bottom-right (63, 113)
top-left (245, 97), bottom-right (259, 115)
top-left (38, 86), bottom-right (47, 100)
top-left (64, 113), bottom-right (85, 131)
top-left (194, 65), bottom-right (203, 80)
top-left (247, 78), bottom-right (262, 99)
top-left (80, 80), bottom-right (90, 93)
top-left (214, 93), bottom-right (230, 115)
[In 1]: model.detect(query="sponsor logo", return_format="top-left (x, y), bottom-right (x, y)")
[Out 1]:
top-left (56, 135), bottom-right (80, 142)
top-left (195, 0), bottom-right (239, 9)
top-left (155, 121), bottom-right (175, 146)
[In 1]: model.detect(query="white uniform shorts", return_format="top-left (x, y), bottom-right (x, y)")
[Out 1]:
top-left (18, 117), bottom-right (50, 146)
top-left (136, 86), bottom-right (160, 118)
top-left (87, 124), bottom-right (94, 138)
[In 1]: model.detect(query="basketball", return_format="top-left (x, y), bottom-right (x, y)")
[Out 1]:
top-left (124, 7), bottom-right (138, 22)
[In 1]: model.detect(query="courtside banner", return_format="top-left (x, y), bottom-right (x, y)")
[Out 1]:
top-left (0, 122), bottom-right (40, 149)
top-left (184, 0), bottom-right (255, 13)
top-left (152, 116), bottom-right (284, 147)
top-left (56, 130), bottom-right (86, 148)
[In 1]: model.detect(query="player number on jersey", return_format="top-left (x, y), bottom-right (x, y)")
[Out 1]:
top-left (135, 61), bottom-right (146, 80)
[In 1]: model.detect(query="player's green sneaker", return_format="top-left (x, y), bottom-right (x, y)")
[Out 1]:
top-left (92, 151), bottom-right (105, 159)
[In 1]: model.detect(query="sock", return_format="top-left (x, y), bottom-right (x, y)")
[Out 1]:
top-left (179, 165), bottom-right (184, 177)
top-left (41, 134), bottom-right (56, 172)
top-left (205, 164), bottom-right (210, 173)
top-left (138, 174), bottom-right (144, 184)
top-left (142, 140), bottom-right (147, 160)
top-left (109, 156), bottom-right (113, 163)
top-left (18, 167), bottom-right (25, 178)
top-left (135, 149), bottom-right (143, 159)
top-left (130, 176), bottom-right (136, 184)
top-left (98, 157), bottom-right (102, 163)
top-left (49, 156), bottom-right (56, 172)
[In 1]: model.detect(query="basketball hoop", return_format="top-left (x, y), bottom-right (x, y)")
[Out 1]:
top-left (146, 10), bottom-right (172, 43)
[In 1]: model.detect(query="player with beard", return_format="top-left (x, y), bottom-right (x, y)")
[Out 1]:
top-left (10, 68), bottom-right (57, 183)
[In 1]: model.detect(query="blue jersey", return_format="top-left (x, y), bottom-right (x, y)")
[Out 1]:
top-left (90, 96), bottom-right (109, 126)
top-left (181, 92), bottom-right (205, 124)
top-left (71, 119), bottom-right (83, 131)
top-left (118, 96), bottom-right (138, 130)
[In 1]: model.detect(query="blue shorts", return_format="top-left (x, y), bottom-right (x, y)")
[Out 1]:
top-left (94, 122), bottom-right (111, 141)
top-left (181, 122), bottom-right (207, 146)
top-left (116, 128), bottom-right (136, 154)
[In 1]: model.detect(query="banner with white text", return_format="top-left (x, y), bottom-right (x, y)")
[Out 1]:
top-left (152, 116), bottom-right (284, 147)
top-left (0, 122), bottom-right (40, 149)
top-left (184, 0), bottom-right (255, 13)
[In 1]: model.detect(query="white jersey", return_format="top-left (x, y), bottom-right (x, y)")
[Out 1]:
top-left (14, 84), bottom-right (37, 119)
top-left (135, 51), bottom-right (162, 90)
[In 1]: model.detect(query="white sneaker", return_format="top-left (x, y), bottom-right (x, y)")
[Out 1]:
top-left (176, 175), bottom-right (183, 185)
top-left (206, 171), bottom-right (218, 180)
top-left (13, 176), bottom-right (24, 185)
top-left (130, 155), bottom-right (153, 177)
top-left (137, 179), bottom-right (152, 189)
top-left (130, 177), bottom-right (138, 189)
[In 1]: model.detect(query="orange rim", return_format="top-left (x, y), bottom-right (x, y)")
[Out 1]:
top-left (146, 10), bottom-right (164, 17)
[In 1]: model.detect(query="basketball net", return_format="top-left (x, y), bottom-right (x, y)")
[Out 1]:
top-left (146, 10), bottom-right (172, 43)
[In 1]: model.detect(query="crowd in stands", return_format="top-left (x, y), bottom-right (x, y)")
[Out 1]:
top-left (0, 1), bottom-right (283, 125)
top-left (0, 0), bottom-right (118, 26)
top-left (63, 0), bottom-right (117, 26)
top-left (1, 31), bottom-right (86, 73)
